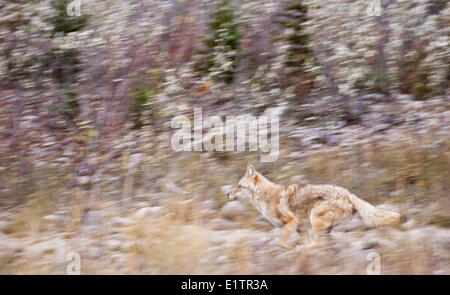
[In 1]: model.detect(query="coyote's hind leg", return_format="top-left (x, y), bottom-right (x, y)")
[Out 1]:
top-left (301, 201), bottom-right (352, 251)
top-left (303, 213), bottom-right (332, 250)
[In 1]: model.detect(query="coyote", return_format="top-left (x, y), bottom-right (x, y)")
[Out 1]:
top-left (227, 164), bottom-right (402, 250)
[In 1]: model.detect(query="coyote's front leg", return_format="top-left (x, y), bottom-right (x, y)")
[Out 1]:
top-left (277, 218), bottom-right (299, 249)
top-left (276, 196), bottom-right (300, 249)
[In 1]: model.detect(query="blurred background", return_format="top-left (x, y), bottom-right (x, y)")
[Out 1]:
top-left (0, 0), bottom-right (448, 274)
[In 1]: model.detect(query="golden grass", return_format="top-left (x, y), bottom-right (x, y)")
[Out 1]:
top-left (0, 134), bottom-right (448, 274)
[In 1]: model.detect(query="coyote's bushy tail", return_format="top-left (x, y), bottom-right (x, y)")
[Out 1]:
top-left (348, 193), bottom-right (401, 227)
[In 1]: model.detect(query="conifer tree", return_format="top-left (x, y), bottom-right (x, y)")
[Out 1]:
top-left (277, 0), bottom-right (314, 97)
top-left (195, 0), bottom-right (241, 83)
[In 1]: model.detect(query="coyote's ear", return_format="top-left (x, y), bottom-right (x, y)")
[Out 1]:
top-left (246, 163), bottom-right (255, 177)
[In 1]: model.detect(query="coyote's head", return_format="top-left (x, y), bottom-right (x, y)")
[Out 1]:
top-left (227, 163), bottom-right (258, 201)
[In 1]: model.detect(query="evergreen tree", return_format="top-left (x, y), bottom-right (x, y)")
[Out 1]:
top-left (277, 0), bottom-right (314, 97)
top-left (195, 0), bottom-right (241, 83)
top-left (51, 0), bottom-right (87, 35)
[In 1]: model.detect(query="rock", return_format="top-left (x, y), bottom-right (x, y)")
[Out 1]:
top-left (371, 123), bottom-right (391, 134)
top-left (264, 105), bottom-right (288, 117)
top-left (199, 199), bottom-right (217, 212)
top-left (304, 116), bottom-right (319, 122)
top-left (28, 238), bottom-right (65, 256)
top-left (55, 157), bottom-right (68, 164)
top-left (358, 239), bottom-right (379, 250)
top-left (87, 247), bottom-right (102, 259)
top-left (135, 202), bottom-right (150, 208)
top-left (0, 250), bottom-right (19, 265)
top-left (210, 218), bottom-right (238, 230)
top-left (326, 135), bottom-right (340, 146)
top-left (122, 241), bottom-right (138, 252)
top-left (77, 176), bottom-right (91, 186)
top-left (353, 101), bottom-right (369, 116)
top-left (220, 201), bottom-right (247, 220)
top-left (359, 94), bottom-right (390, 104)
top-left (105, 240), bottom-right (122, 251)
top-left (302, 134), bottom-right (323, 146)
top-left (43, 141), bottom-right (56, 147)
top-left (163, 182), bottom-right (188, 195)
top-left (288, 151), bottom-right (302, 158)
top-left (402, 218), bottom-right (415, 229)
top-left (223, 92), bottom-right (235, 100)
top-left (110, 233), bottom-right (128, 241)
top-left (84, 210), bottom-right (103, 226)
top-left (0, 233), bottom-right (24, 255)
top-left (209, 231), bottom-right (228, 246)
top-left (134, 206), bottom-right (163, 219)
top-left (409, 206), bottom-right (423, 216)
top-left (128, 153), bottom-right (143, 168)
top-left (110, 150), bottom-right (122, 159)
top-left (0, 235), bottom-right (24, 265)
top-left (42, 215), bottom-right (64, 224)
top-left (442, 238), bottom-right (450, 251)
top-left (0, 221), bottom-right (13, 234)
top-left (110, 217), bottom-right (133, 228)
top-left (77, 164), bottom-right (91, 176)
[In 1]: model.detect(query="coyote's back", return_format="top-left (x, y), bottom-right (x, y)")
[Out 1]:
top-left (290, 184), bottom-right (402, 227)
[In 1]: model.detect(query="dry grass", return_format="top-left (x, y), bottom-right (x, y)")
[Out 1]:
top-left (0, 135), bottom-right (449, 274)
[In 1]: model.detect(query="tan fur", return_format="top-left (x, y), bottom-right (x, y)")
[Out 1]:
top-left (227, 164), bottom-right (402, 250)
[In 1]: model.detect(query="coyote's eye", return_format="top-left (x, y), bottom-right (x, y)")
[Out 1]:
top-left (238, 185), bottom-right (242, 189)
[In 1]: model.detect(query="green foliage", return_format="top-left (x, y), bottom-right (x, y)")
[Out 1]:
top-left (32, 48), bottom-right (83, 124)
top-left (40, 48), bottom-right (82, 84)
top-left (277, 0), bottom-right (311, 76)
top-left (129, 69), bottom-right (162, 128)
top-left (354, 70), bottom-right (391, 95)
top-left (195, 0), bottom-right (241, 83)
top-left (412, 72), bottom-right (432, 100)
top-left (399, 50), bottom-right (433, 100)
top-left (64, 86), bottom-right (80, 121)
top-left (51, 0), bottom-right (87, 34)
top-left (277, 0), bottom-right (315, 98)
